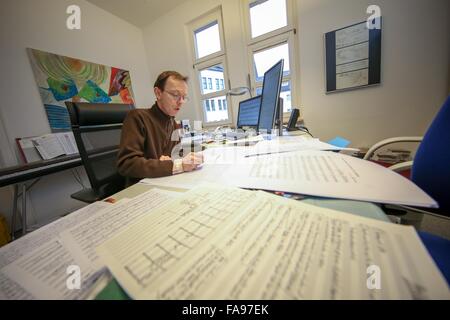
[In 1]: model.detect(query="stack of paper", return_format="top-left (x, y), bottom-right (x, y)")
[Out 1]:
top-left (245, 135), bottom-right (358, 157)
top-left (16, 132), bottom-right (79, 163)
top-left (97, 184), bottom-right (450, 299)
top-left (221, 150), bottom-right (437, 208)
top-left (0, 188), bottom-right (178, 299)
top-left (144, 147), bottom-right (436, 208)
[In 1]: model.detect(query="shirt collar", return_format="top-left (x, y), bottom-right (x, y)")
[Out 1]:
top-left (151, 102), bottom-right (173, 122)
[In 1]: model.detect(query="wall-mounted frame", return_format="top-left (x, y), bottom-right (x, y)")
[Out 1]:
top-left (325, 17), bottom-right (382, 93)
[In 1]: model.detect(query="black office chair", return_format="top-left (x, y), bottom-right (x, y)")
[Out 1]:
top-left (66, 102), bottom-right (134, 203)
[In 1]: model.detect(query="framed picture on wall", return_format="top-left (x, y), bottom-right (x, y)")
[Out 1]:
top-left (325, 17), bottom-right (382, 93)
top-left (27, 48), bottom-right (136, 132)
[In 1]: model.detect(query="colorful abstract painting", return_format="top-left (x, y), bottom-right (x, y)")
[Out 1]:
top-left (27, 48), bottom-right (135, 131)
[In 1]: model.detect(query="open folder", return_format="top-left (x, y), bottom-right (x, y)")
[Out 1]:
top-left (16, 132), bottom-right (78, 163)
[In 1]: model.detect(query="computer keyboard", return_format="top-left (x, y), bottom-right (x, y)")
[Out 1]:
top-left (224, 131), bottom-right (249, 140)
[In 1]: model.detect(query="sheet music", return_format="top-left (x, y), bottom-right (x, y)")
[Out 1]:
top-left (59, 189), bottom-right (178, 268)
top-left (32, 134), bottom-right (66, 159)
top-left (336, 69), bottom-right (369, 90)
top-left (336, 42), bottom-right (369, 65)
top-left (0, 272), bottom-right (35, 300)
top-left (55, 132), bottom-right (79, 155)
top-left (223, 150), bottom-right (437, 208)
top-left (2, 239), bottom-right (96, 299)
top-left (245, 136), bottom-right (358, 157)
top-left (0, 201), bottom-right (111, 299)
top-left (98, 185), bottom-right (449, 299)
top-left (0, 201), bottom-right (110, 269)
top-left (0, 190), bottom-right (176, 300)
top-left (17, 138), bottom-right (42, 163)
top-left (96, 186), bottom-right (255, 298)
top-left (335, 22), bottom-right (369, 49)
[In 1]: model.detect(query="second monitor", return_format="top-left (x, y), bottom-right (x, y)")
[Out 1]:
top-left (237, 95), bottom-right (261, 129)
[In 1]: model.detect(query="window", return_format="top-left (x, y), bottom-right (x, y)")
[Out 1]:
top-left (253, 43), bottom-right (290, 82)
top-left (244, 0), bottom-right (297, 114)
top-left (223, 99), bottom-right (227, 110)
top-left (189, 8), bottom-right (232, 124)
top-left (249, 0), bottom-right (287, 39)
top-left (194, 21), bottom-right (221, 59)
top-left (201, 67), bottom-right (225, 95)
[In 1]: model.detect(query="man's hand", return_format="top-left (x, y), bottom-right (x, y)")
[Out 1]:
top-left (181, 152), bottom-right (203, 172)
top-left (159, 155), bottom-right (172, 161)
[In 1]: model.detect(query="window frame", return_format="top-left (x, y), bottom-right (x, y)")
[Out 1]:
top-left (242, 0), bottom-right (299, 118)
top-left (208, 78), bottom-right (213, 90)
top-left (215, 78), bottom-right (220, 91)
top-left (188, 7), bottom-right (233, 126)
top-left (195, 56), bottom-right (232, 125)
top-left (188, 9), bottom-right (227, 65)
top-left (243, 0), bottom-right (295, 45)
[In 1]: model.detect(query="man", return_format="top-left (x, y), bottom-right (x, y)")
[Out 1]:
top-left (117, 71), bottom-right (203, 187)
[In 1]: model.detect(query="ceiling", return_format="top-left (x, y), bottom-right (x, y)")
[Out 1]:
top-left (87, 0), bottom-right (186, 28)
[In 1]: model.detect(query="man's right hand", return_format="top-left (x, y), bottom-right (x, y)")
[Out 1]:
top-left (181, 152), bottom-right (203, 172)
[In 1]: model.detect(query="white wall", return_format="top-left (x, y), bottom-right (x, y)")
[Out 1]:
top-left (0, 0), bottom-right (151, 229)
top-left (297, 0), bottom-right (450, 148)
top-left (142, 0), bottom-right (449, 148)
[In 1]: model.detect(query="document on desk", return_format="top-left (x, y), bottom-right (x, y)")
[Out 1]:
top-left (96, 185), bottom-right (256, 299)
top-left (245, 136), bottom-right (358, 157)
top-left (97, 184), bottom-right (449, 299)
top-left (141, 146), bottom-right (248, 190)
top-left (0, 201), bottom-right (111, 299)
top-left (1, 238), bottom-right (97, 299)
top-left (0, 189), bottom-right (176, 300)
top-left (59, 188), bottom-right (178, 269)
top-left (224, 150), bottom-right (437, 208)
top-left (141, 158), bottom-right (235, 191)
top-left (205, 134), bottom-right (264, 148)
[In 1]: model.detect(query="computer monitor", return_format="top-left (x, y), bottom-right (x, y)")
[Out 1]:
top-left (237, 95), bottom-right (261, 129)
top-left (257, 59), bottom-right (284, 134)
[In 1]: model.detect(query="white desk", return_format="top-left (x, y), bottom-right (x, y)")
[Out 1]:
top-left (0, 135), bottom-right (401, 300)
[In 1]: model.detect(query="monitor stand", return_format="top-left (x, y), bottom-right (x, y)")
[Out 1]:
top-left (275, 97), bottom-right (284, 136)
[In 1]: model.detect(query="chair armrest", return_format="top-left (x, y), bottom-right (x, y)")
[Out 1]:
top-left (363, 136), bottom-right (423, 160)
top-left (388, 160), bottom-right (413, 173)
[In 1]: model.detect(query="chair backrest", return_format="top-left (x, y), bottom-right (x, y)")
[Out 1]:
top-left (411, 95), bottom-right (450, 213)
top-left (66, 102), bottom-right (134, 199)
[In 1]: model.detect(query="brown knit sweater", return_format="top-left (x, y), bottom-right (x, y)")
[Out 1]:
top-left (117, 103), bottom-right (179, 186)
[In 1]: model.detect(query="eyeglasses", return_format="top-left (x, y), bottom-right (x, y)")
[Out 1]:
top-left (164, 91), bottom-right (190, 102)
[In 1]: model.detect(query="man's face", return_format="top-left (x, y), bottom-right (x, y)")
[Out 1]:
top-left (154, 76), bottom-right (188, 117)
